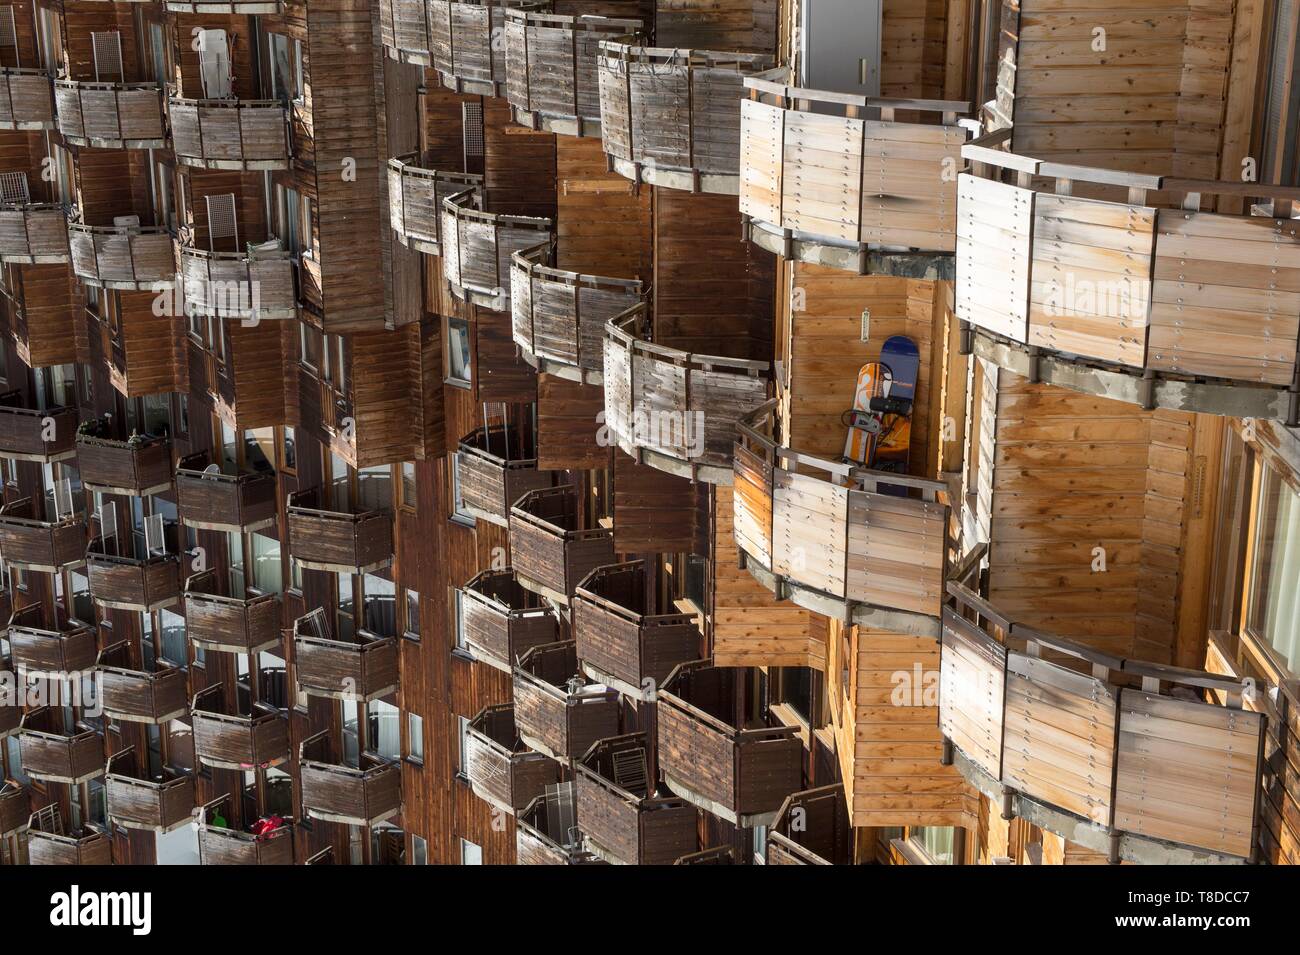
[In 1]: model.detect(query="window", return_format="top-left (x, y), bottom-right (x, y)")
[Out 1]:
top-left (282, 426), bottom-right (297, 472)
top-left (250, 533), bottom-right (283, 596)
top-left (404, 588), bottom-right (420, 639)
top-left (357, 464), bottom-right (391, 512)
top-left (407, 712), bottom-right (424, 764)
top-left (411, 834), bottom-right (428, 865)
top-left (159, 608), bottom-right (187, 668)
top-left (367, 699), bottom-right (400, 761)
top-left (444, 315), bottom-right (472, 386)
top-left (457, 715), bottom-right (470, 778)
top-left (460, 838), bottom-right (482, 865)
top-left (451, 588), bottom-right (468, 654)
top-left (266, 33), bottom-right (303, 102)
top-left (399, 462), bottom-right (417, 511)
top-left (298, 321), bottom-right (323, 373)
top-left (449, 455), bottom-right (475, 527)
top-left (913, 827), bottom-right (958, 865)
top-left (1245, 465), bottom-right (1300, 675)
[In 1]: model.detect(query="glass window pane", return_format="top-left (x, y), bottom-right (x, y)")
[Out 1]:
top-left (1247, 468), bottom-right (1300, 675)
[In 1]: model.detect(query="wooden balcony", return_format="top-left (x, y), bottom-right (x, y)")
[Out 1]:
top-left (387, 157), bottom-right (482, 254)
top-left (54, 79), bottom-right (166, 149)
top-left (465, 703), bottom-right (563, 815)
top-left (87, 541), bottom-right (181, 612)
top-left (574, 733), bottom-right (697, 865)
top-left (0, 783), bottom-right (28, 836)
top-left (179, 245), bottom-right (297, 320)
top-left (27, 807), bottom-right (111, 865)
top-left (503, 11), bottom-right (643, 136)
top-left (0, 68), bottom-right (55, 130)
top-left (513, 641), bottom-right (620, 759)
top-left (190, 683), bottom-right (290, 771)
top-left (462, 568), bottom-right (562, 672)
top-left (288, 488), bottom-right (393, 575)
top-left (455, 424), bottom-right (557, 527)
top-left (165, 0), bottom-right (283, 11)
top-left (508, 485), bottom-right (615, 604)
top-left (195, 795), bottom-right (294, 865)
top-left (0, 497), bottom-right (86, 572)
top-left (168, 97), bottom-right (290, 170)
top-left (299, 729), bottom-right (402, 827)
top-left (0, 395), bottom-right (77, 461)
top-left (183, 570), bottom-right (282, 655)
top-left (105, 747), bottom-right (194, 834)
top-left (510, 241), bottom-right (643, 383)
top-left (0, 204), bottom-right (71, 264)
top-left (380, 0), bottom-right (434, 64)
top-left (76, 426), bottom-right (172, 496)
top-left (96, 641), bottom-right (188, 725)
top-left (68, 222), bottom-right (175, 290)
top-left (176, 453), bottom-right (277, 532)
top-left (18, 708), bottom-right (104, 785)
top-left (517, 786), bottom-right (600, 865)
top-left (6, 605), bottom-right (96, 678)
top-left (597, 40), bottom-right (773, 195)
top-left (0, 674), bottom-right (18, 739)
top-left (766, 785), bottom-right (852, 865)
top-left (428, 0), bottom-right (548, 96)
top-left (293, 608), bottom-right (399, 703)
top-left (441, 188), bottom-right (552, 308)
top-left (940, 584), bottom-right (1266, 863)
top-left (604, 303), bottom-right (769, 483)
top-left (572, 561), bottom-right (701, 701)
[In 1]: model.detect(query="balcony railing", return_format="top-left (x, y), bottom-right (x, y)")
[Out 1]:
top-left (508, 484), bottom-right (615, 604)
top-left (299, 729), bottom-right (402, 827)
top-left (466, 703), bottom-right (563, 815)
top-left (0, 68), bottom-right (55, 129)
top-left (54, 79), bottom-right (166, 148)
top-left (675, 846), bottom-right (735, 864)
top-left (0, 675), bottom-right (18, 739)
top-left (179, 244), bottom-right (297, 320)
top-left (175, 453), bottom-right (277, 532)
top-left (604, 303), bottom-right (769, 482)
top-left (96, 641), bottom-right (188, 725)
top-left (597, 40), bottom-right (773, 195)
top-left (513, 641), bottom-right (620, 759)
top-left (76, 426), bottom-right (172, 496)
top-left (287, 488), bottom-right (393, 575)
top-left (195, 795), bottom-right (294, 865)
top-left (0, 204), bottom-right (71, 263)
top-left (105, 747), bottom-right (194, 834)
top-left (940, 584), bottom-right (1265, 863)
top-left (455, 423), bottom-right (557, 527)
top-left (387, 157), bottom-right (481, 255)
top-left (168, 97), bottom-right (291, 170)
top-left (27, 807), bottom-right (111, 865)
top-left (428, 0), bottom-right (548, 96)
top-left (503, 11), bottom-right (642, 136)
top-left (380, 0), bottom-right (434, 64)
top-left (183, 570), bottom-right (282, 655)
top-left (462, 568), bottom-right (562, 672)
top-left (572, 561), bottom-right (701, 701)
top-left (510, 241), bottom-right (643, 383)
top-left (0, 395), bottom-right (77, 461)
top-left (165, 0), bottom-right (284, 11)
top-left (18, 708), bottom-right (103, 785)
top-left (657, 661), bottom-right (802, 826)
top-left (87, 540), bottom-right (181, 612)
top-left (517, 786), bottom-right (599, 865)
top-left (68, 221), bottom-right (175, 290)
top-left (190, 683), bottom-right (290, 771)
top-left (0, 497), bottom-right (86, 572)
top-left (293, 608), bottom-right (399, 703)
top-left (6, 605), bottom-right (97, 677)
top-left (766, 785), bottom-right (852, 865)
top-left (442, 188), bottom-right (553, 308)
top-left (0, 783), bottom-right (28, 836)
top-left (574, 732), bottom-right (697, 865)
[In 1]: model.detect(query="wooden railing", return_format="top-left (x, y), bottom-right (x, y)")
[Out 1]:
top-left (190, 683), bottom-right (290, 771)
top-left (604, 303), bottom-right (769, 482)
top-left (168, 97), bottom-right (290, 169)
top-left (940, 583), bottom-right (1266, 863)
top-left (461, 567), bottom-right (562, 672)
top-left (76, 429), bottom-right (172, 496)
top-left (86, 540), bottom-right (182, 612)
top-left (195, 795), bottom-right (294, 865)
top-left (387, 156), bottom-right (482, 254)
top-left (517, 786), bottom-right (598, 865)
top-left (68, 221), bottom-right (175, 289)
top-left (0, 497), bottom-right (86, 572)
top-left (165, 0), bottom-right (283, 11)
top-left (428, 0), bottom-right (549, 96)
top-left (441, 188), bottom-right (552, 307)
top-left (17, 708), bottom-right (103, 785)
top-left (54, 79), bottom-right (166, 148)
top-left (455, 423), bottom-right (556, 527)
top-left (299, 729), bottom-right (403, 826)
top-left (27, 806), bottom-right (111, 865)
top-left (465, 702), bottom-right (562, 814)
top-left (0, 68), bottom-right (55, 129)
top-left (510, 240), bottom-right (643, 382)
top-left (508, 484), bottom-right (614, 603)
top-left (183, 569), bottom-right (282, 654)
top-left (767, 784), bottom-right (852, 865)
top-left (597, 39), bottom-right (773, 194)
top-left (287, 487), bottom-right (393, 575)
top-left (105, 746), bottom-right (194, 834)
top-left (293, 607), bottom-right (399, 703)
top-left (0, 394), bottom-right (76, 460)
top-left (179, 245), bottom-right (297, 320)
top-left (380, 0), bottom-right (435, 64)
top-left (7, 606), bottom-right (97, 677)
top-left (96, 641), bottom-right (188, 725)
top-left (512, 640), bottom-right (620, 759)
top-left (0, 783), bottom-right (28, 836)
top-left (0, 204), bottom-right (70, 263)
top-left (175, 453), bottom-right (277, 531)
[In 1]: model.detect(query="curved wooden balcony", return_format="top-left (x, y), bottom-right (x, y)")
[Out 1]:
top-left (604, 303), bottom-right (769, 483)
top-left (513, 641), bottom-right (620, 759)
top-left (287, 488), bottom-right (393, 575)
top-left (517, 787), bottom-right (600, 865)
top-left (0, 680), bottom-right (18, 739)
top-left (510, 241), bottom-right (643, 383)
top-left (179, 245), bottom-right (297, 321)
top-left (0, 783), bottom-right (28, 836)
top-left (18, 708), bottom-right (103, 785)
top-left (428, 0), bottom-right (547, 96)
top-left (597, 40), bottom-right (773, 195)
top-left (380, 0), bottom-right (433, 64)
top-left (68, 221), bottom-right (175, 290)
top-left (0, 204), bottom-right (71, 264)
top-left (503, 11), bottom-right (642, 136)
top-left (95, 641), bottom-right (188, 725)
top-left (959, 128), bottom-right (1300, 423)
top-left (572, 560), bottom-right (701, 701)
top-left (27, 808), bottom-right (111, 865)
top-left (732, 401), bottom-right (948, 636)
top-left (7, 605), bottom-right (96, 678)
top-left (940, 584), bottom-right (1265, 864)
top-left (168, 97), bottom-right (290, 170)
top-left (740, 68), bottom-right (969, 273)
top-left (574, 732), bottom-right (697, 865)
top-left (465, 703), bottom-right (563, 815)
top-left (508, 484), bottom-right (615, 604)
top-left (76, 426), bottom-right (172, 496)
top-left (441, 188), bottom-right (553, 308)
top-left (190, 682), bottom-right (290, 771)
top-left (55, 79), bottom-right (166, 149)
top-left (293, 608), bottom-right (399, 703)
top-left (299, 729), bottom-right (403, 827)
top-left (86, 540), bottom-right (181, 612)
top-left (387, 156), bottom-right (482, 254)
top-left (657, 661), bottom-right (802, 826)
top-left (183, 570), bottom-right (282, 654)
top-left (165, 0), bottom-right (283, 11)
top-left (176, 454), bottom-right (277, 532)
top-left (766, 784), bottom-right (852, 865)
top-left (0, 497), bottom-right (86, 572)
top-left (196, 795), bottom-right (294, 865)
top-left (105, 747), bottom-right (194, 834)
top-left (0, 68), bottom-right (55, 130)
top-left (462, 567), bottom-right (562, 672)
top-left (0, 395), bottom-right (76, 461)
top-left (455, 423), bottom-right (556, 527)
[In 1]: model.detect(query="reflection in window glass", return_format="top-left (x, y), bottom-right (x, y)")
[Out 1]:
top-left (160, 608), bottom-right (186, 668)
top-left (1247, 467), bottom-right (1300, 675)
top-left (251, 533), bottom-right (282, 595)
top-left (447, 317), bottom-right (471, 384)
top-left (367, 699), bottom-right (400, 761)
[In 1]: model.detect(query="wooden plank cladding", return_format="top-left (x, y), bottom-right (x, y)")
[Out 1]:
top-left (380, 0), bottom-right (435, 64)
top-left (300, 729), bottom-right (403, 826)
top-left (0, 205), bottom-right (70, 264)
top-left (0, 497), bottom-right (86, 572)
top-left (0, 784), bottom-right (28, 835)
top-left (179, 245), bottom-right (296, 321)
top-left (167, 98), bottom-right (290, 169)
top-left (511, 240), bottom-right (643, 383)
top-left (429, 0), bottom-right (549, 96)
top-left (513, 640), bottom-right (621, 759)
top-left (503, 10), bottom-right (644, 136)
top-left (387, 156), bottom-right (482, 254)
top-left (68, 222), bottom-right (174, 290)
top-left (75, 430), bottom-right (172, 496)
top-left (54, 80), bottom-right (166, 149)
top-left (455, 423), bottom-right (558, 527)
top-left (0, 394), bottom-right (76, 461)
top-left (596, 39), bottom-right (773, 194)
top-left (190, 683), bottom-right (290, 771)
top-left (183, 568), bottom-right (282, 654)
top-left (195, 796), bottom-right (293, 866)
top-left (462, 567), bottom-right (563, 672)
top-left (287, 486), bottom-right (394, 574)
top-left (17, 708), bottom-right (103, 784)
top-left (465, 702), bottom-right (563, 814)
top-left (7, 606), bottom-right (97, 677)
top-left (293, 607), bottom-right (400, 703)
top-left (95, 641), bottom-right (188, 725)
top-left (740, 68), bottom-right (969, 259)
top-left (509, 484), bottom-right (615, 603)
top-left (442, 188), bottom-right (553, 308)
top-left (105, 748), bottom-right (194, 834)
top-left (27, 817), bottom-right (112, 865)
top-left (603, 302), bottom-right (769, 483)
top-left (175, 453), bottom-right (277, 531)
top-left (86, 544), bottom-right (182, 613)
top-left (939, 586), bottom-right (1265, 861)
top-left (0, 68), bottom-right (56, 129)
top-left (517, 787), bottom-right (599, 864)
top-left (766, 784), bottom-right (853, 865)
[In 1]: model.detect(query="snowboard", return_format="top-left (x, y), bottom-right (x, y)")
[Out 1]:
top-left (870, 335), bottom-right (919, 493)
top-left (841, 362), bottom-right (891, 466)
